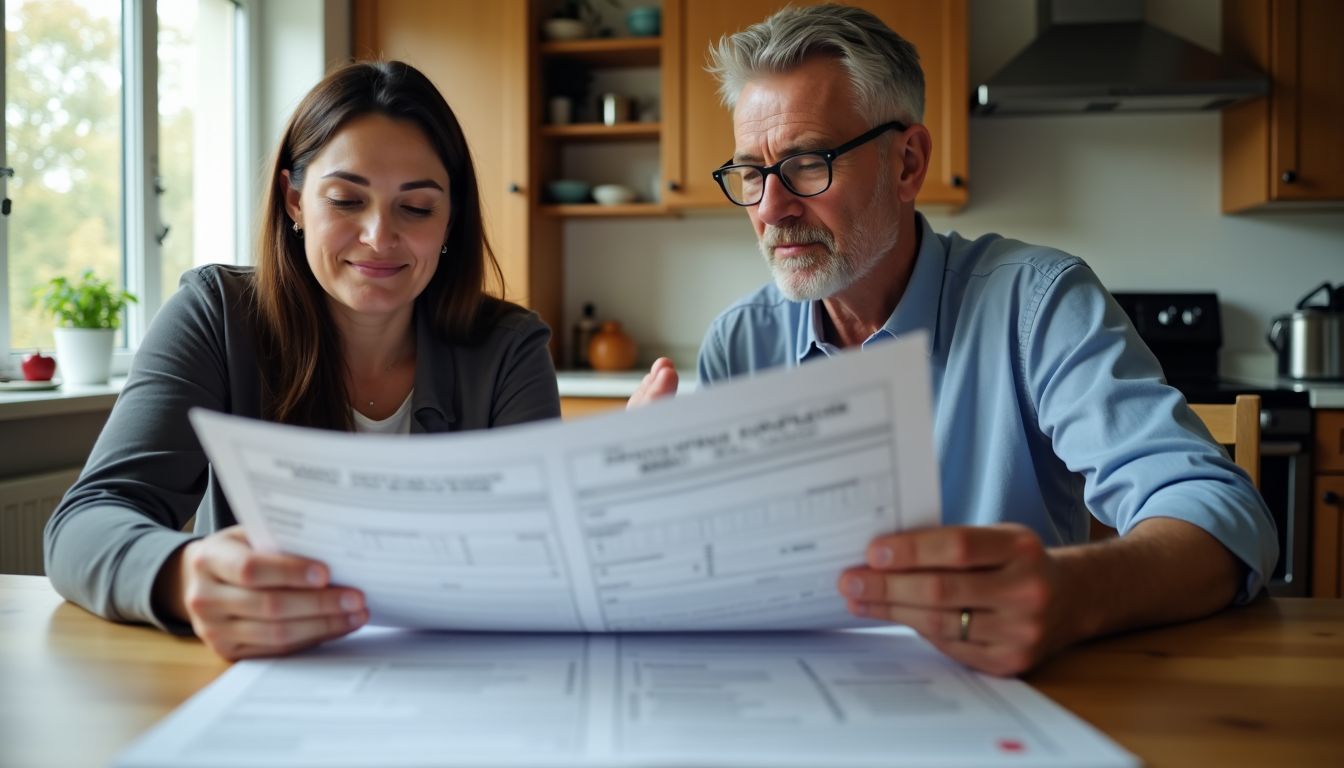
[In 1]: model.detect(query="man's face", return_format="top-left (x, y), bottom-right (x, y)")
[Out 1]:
top-left (733, 56), bottom-right (903, 302)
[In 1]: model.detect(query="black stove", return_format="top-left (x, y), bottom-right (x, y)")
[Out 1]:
top-left (1111, 291), bottom-right (1312, 596)
top-left (1110, 291), bottom-right (1309, 409)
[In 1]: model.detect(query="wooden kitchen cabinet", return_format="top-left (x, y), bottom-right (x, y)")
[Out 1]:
top-left (663, 0), bottom-right (968, 210)
top-left (535, 32), bottom-right (668, 218)
top-left (353, 0), bottom-right (563, 348)
top-left (560, 396), bottom-right (626, 419)
top-left (1313, 410), bottom-right (1344, 597)
top-left (1221, 0), bottom-right (1344, 212)
top-left (352, 0), bottom-right (967, 360)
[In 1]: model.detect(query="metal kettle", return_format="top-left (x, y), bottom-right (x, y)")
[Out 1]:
top-left (1267, 282), bottom-right (1344, 380)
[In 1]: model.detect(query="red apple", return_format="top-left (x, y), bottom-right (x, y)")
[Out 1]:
top-left (21, 350), bottom-right (56, 382)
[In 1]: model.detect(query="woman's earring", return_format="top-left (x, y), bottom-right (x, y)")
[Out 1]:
top-left (292, 221), bottom-right (303, 238)
top-left (440, 243), bottom-right (448, 255)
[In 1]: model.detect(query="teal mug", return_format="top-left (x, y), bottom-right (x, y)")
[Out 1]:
top-left (625, 6), bottom-right (660, 37)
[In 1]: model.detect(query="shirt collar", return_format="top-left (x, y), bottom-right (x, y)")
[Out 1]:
top-left (796, 212), bottom-right (945, 363)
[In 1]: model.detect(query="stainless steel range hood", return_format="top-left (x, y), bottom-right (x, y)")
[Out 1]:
top-left (973, 0), bottom-right (1267, 116)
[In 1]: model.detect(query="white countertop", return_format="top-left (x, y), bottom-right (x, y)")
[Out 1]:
top-left (9, 370), bottom-right (1334, 411)
top-left (1285, 381), bottom-right (1344, 409)
top-left (555, 369), bottom-right (696, 399)
top-left (0, 372), bottom-right (697, 418)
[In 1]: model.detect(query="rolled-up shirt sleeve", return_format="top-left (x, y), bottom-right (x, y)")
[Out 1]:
top-left (1022, 263), bottom-right (1278, 601)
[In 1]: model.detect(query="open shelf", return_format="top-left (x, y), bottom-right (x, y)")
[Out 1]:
top-left (539, 37), bottom-right (661, 67)
top-left (540, 122), bottom-right (660, 142)
top-left (540, 203), bottom-right (669, 218)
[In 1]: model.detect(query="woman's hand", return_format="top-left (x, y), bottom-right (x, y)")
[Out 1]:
top-left (156, 526), bottom-right (368, 660)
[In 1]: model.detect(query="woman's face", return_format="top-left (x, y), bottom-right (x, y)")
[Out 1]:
top-left (284, 114), bottom-right (451, 321)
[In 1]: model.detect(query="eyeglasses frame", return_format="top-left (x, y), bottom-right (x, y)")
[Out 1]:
top-left (710, 120), bottom-right (908, 207)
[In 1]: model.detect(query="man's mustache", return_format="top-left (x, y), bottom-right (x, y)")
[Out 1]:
top-left (761, 225), bottom-right (836, 252)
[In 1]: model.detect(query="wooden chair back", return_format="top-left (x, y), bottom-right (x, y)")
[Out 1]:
top-left (1090, 394), bottom-right (1262, 541)
top-left (1188, 394), bottom-right (1262, 489)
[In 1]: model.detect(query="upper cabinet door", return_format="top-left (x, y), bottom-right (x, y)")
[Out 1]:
top-left (352, 0), bottom-right (531, 303)
top-left (1268, 0), bottom-right (1344, 203)
top-left (663, 0), bottom-right (967, 210)
top-left (1222, 0), bottom-right (1344, 212)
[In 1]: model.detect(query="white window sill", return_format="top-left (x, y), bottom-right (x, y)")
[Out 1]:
top-left (0, 378), bottom-right (126, 421)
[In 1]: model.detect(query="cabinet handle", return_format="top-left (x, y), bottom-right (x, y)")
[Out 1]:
top-left (1281, 170), bottom-right (1298, 184)
top-left (1325, 491), bottom-right (1341, 505)
top-left (667, 180), bottom-right (681, 192)
top-left (951, 174), bottom-right (965, 188)
top-left (508, 182), bottom-right (522, 194)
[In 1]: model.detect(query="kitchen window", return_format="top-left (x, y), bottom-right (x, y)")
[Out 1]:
top-left (0, 0), bottom-right (250, 374)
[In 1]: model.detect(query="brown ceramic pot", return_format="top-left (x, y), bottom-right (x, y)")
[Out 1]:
top-left (588, 320), bottom-right (637, 371)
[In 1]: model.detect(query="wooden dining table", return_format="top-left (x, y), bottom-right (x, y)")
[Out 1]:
top-left (1, 573), bottom-right (1341, 767)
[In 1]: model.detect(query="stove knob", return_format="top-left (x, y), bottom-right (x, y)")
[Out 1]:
top-left (1157, 306), bottom-right (1177, 326)
top-left (1181, 307), bottom-right (1202, 326)
top-left (1260, 411), bottom-right (1273, 430)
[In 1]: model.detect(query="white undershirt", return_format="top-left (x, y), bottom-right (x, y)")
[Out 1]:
top-left (351, 390), bottom-right (415, 434)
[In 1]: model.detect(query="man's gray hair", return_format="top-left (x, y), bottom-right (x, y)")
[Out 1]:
top-left (707, 4), bottom-right (925, 125)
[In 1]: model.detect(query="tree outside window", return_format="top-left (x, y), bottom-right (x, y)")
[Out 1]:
top-left (5, 0), bottom-right (123, 350)
top-left (3, 0), bottom-right (238, 360)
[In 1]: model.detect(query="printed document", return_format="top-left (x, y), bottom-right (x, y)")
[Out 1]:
top-left (114, 628), bottom-right (1138, 768)
top-left (190, 335), bottom-right (940, 632)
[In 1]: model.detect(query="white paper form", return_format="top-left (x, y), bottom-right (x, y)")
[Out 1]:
top-left (114, 628), bottom-right (1139, 768)
top-left (190, 334), bottom-right (940, 632)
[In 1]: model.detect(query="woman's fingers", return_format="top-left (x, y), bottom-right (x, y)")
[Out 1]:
top-left (207, 612), bottom-right (369, 660)
top-left (186, 580), bottom-right (363, 622)
top-left (197, 528), bottom-right (330, 590)
top-left (179, 525), bottom-right (367, 660)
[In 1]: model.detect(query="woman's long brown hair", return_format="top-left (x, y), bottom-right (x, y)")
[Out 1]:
top-left (253, 60), bottom-right (505, 429)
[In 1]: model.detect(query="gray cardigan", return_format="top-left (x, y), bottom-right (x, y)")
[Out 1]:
top-left (44, 264), bottom-right (561, 632)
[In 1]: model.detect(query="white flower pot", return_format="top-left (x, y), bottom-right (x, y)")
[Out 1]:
top-left (53, 327), bottom-right (115, 385)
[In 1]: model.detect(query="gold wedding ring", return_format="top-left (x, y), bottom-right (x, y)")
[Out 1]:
top-left (959, 608), bottom-right (972, 642)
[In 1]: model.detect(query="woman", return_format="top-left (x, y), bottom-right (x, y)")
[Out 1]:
top-left (44, 61), bottom-right (560, 660)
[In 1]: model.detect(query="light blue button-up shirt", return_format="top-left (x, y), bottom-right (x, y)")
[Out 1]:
top-left (698, 213), bottom-right (1277, 600)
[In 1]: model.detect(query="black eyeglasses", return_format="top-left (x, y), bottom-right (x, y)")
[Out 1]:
top-left (711, 121), bottom-right (906, 207)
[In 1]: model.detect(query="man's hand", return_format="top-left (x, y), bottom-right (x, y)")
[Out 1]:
top-left (627, 357), bottom-right (679, 409)
top-left (155, 526), bottom-right (368, 660)
top-left (838, 524), bottom-right (1070, 676)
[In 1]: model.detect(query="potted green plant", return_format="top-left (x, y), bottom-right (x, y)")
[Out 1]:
top-left (37, 269), bottom-right (138, 385)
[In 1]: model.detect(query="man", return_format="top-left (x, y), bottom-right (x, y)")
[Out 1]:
top-left (629, 4), bottom-right (1276, 676)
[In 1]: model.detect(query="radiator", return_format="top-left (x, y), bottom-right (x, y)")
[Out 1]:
top-left (0, 467), bottom-right (81, 575)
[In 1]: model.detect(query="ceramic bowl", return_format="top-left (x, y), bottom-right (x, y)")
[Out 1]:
top-left (592, 184), bottom-right (637, 205)
top-left (625, 6), bottom-right (661, 37)
top-left (542, 17), bottom-right (587, 41)
top-left (546, 179), bottom-right (592, 204)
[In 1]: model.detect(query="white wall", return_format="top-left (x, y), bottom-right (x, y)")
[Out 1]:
top-left (563, 0), bottom-right (1344, 371)
top-left (238, 0), bottom-right (351, 258)
top-left (254, 0), bottom-right (351, 154)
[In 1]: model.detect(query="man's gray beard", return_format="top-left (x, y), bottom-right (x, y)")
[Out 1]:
top-left (757, 182), bottom-right (898, 303)
top-left (758, 224), bottom-right (846, 301)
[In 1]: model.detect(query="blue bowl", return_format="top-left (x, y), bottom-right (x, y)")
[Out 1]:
top-left (626, 6), bottom-right (661, 37)
top-left (546, 179), bottom-right (591, 204)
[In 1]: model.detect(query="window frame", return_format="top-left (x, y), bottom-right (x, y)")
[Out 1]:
top-left (0, 0), bottom-right (253, 377)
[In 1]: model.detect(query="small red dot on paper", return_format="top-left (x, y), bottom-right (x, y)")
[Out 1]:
top-left (997, 738), bottom-right (1025, 753)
